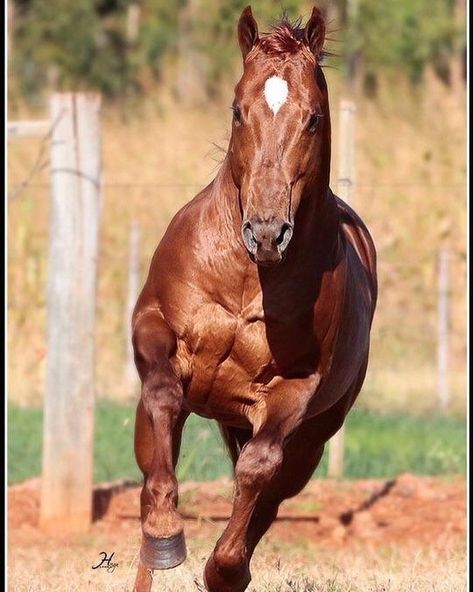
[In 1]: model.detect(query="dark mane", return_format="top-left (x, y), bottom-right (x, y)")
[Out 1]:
top-left (257, 14), bottom-right (329, 61)
top-left (258, 17), bottom-right (305, 56)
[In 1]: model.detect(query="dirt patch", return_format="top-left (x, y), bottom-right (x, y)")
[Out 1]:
top-left (8, 475), bottom-right (466, 591)
top-left (8, 473), bottom-right (465, 552)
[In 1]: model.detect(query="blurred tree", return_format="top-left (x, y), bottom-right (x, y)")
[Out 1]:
top-left (12, 0), bottom-right (178, 98)
top-left (127, 1), bottom-right (179, 93)
top-left (14, 0), bottom-right (124, 96)
top-left (175, 0), bottom-right (207, 105)
top-left (448, 0), bottom-right (466, 96)
top-left (9, 0), bottom-right (464, 102)
top-left (348, 0), bottom-right (462, 89)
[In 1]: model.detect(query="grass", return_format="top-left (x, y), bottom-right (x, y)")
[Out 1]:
top-left (7, 401), bottom-right (466, 485)
top-left (8, 530), bottom-right (467, 592)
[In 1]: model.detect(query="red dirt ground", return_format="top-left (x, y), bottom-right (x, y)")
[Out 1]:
top-left (8, 473), bottom-right (465, 553)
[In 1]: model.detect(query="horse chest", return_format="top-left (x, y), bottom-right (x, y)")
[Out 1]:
top-left (176, 301), bottom-right (275, 422)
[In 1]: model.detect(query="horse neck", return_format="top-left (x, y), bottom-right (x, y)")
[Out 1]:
top-left (292, 159), bottom-right (340, 267)
top-left (209, 157), bottom-right (242, 235)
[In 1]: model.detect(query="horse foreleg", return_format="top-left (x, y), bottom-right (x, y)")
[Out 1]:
top-left (245, 440), bottom-right (325, 557)
top-left (244, 388), bottom-right (360, 559)
top-left (204, 386), bottom-right (353, 592)
top-left (132, 313), bottom-right (187, 591)
top-left (203, 425), bottom-right (287, 592)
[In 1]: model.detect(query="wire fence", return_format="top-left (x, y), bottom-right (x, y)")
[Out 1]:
top-left (7, 120), bottom-right (467, 415)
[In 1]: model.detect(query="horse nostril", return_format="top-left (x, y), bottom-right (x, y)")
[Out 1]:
top-left (241, 221), bottom-right (258, 254)
top-left (275, 225), bottom-right (287, 245)
top-left (275, 223), bottom-right (293, 251)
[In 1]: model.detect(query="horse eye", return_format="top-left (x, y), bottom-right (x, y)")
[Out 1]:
top-left (307, 113), bottom-right (322, 133)
top-left (232, 104), bottom-right (242, 126)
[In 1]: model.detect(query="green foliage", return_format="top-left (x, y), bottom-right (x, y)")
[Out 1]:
top-left (350, 0), bottom-right (460, 83)
top-left (13, 0), bottom-right (178, 97)
top-left (15, 0), bottom-right (108, 95)
top-left (8, 402), bottom-right (465, 485)
top-left (10, 0), bottom-right (463, 99)
top-left (8, 404), bottom-right (43, 484)
top-left (327, 408), bottom-right (466, 478)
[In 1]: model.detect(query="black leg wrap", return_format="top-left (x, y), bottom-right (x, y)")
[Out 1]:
top-left (140, 531), bottom-right (187, 570)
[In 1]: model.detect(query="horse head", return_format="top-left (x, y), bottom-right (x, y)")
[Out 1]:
top-left (229, 6), bottom-right (331, 266)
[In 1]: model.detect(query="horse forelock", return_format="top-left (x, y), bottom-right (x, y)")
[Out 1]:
top-left (255, 15), bottom-right (327, 61)
top-left (258, 18), bottom-right (305, 56)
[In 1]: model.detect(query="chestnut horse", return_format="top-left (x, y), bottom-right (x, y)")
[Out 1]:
top-left (132, 6), bottom-right (377, 592)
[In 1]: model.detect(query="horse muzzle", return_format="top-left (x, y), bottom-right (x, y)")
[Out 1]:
top-left (241, 218), bottom-right (293, 266)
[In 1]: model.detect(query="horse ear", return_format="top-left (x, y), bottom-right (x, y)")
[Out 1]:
top-left (237, 6), bottom-right (259, 60)
top-left (304, 6), bottom-right (326, 59)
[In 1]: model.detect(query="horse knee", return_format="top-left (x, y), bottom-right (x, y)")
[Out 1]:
top-left (236, 438), bottom-right (283, 490)
top-left (142, 369), bottom-right (182, 419)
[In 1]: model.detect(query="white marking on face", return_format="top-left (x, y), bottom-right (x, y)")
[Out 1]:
top-left (264, 76), bottom-right (288, 116)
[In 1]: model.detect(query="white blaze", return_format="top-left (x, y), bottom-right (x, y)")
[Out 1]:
top-left (264, 76), bottom-right (288, 115)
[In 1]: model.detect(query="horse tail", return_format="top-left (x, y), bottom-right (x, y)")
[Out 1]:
top-left (218, 424), bottom-right (252, 470)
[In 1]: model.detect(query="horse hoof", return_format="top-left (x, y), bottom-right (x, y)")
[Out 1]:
top-left (140, 531), bottom-right (187, 570)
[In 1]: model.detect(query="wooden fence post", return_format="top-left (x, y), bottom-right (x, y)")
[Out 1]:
top-left (125, 221), bottom-right (140, 391)
top-left (336, 100), bottom-right (356, 204)
top-left (126, 2), bottom-right (141, 44)
top-left (437, 248), bottom-right (449, 411)
top-left (328, 100), bottom-right (356, 479)
top-left (40, 93), bottom-right (102, 534)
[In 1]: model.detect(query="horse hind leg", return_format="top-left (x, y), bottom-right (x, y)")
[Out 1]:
top-left (132, 311), bottom-right (188, 591)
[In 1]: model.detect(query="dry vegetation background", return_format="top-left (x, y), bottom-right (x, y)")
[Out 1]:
top-left (8, 66), bottom-right (466, 414)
